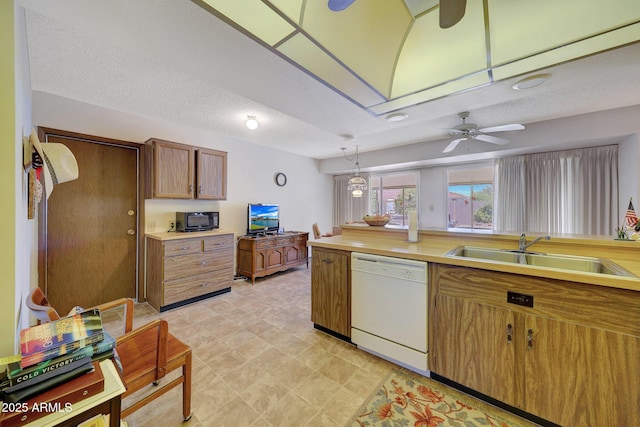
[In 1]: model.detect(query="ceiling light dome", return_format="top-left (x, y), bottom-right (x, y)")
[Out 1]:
top-left (245, 116), bottom-right (259, 130)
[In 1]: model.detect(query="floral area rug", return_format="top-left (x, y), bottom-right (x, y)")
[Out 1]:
top-left (347, 369), bottom-right (539, 427)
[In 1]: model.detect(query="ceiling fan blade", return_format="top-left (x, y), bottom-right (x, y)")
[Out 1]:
top-left (443, 138), bottom-right (465, 153)
top-left (328, 0), bottom-right (356, 11)
top-left (439, 0), bottom-right (467, 29)
top-left (478, 124), bottom-right (525, 133)
top-left (475, 134), bottom-right (510, 145)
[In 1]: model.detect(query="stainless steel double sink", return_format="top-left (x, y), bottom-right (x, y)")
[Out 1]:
top-left (445, 246), bottom-right (636, 277)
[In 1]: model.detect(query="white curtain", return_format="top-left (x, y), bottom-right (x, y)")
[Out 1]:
top-left (334, 173), bottom-right (370, 226)
top-left (494, 145), bottom-right (618, 235)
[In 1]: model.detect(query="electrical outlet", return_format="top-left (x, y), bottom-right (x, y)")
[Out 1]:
top-left (168, 220), bottom-right (175, 231)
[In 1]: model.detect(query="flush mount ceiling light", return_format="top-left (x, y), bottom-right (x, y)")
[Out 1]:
top-left (245, 116), bottom-right (259, 130)
top-left (386, 112), bottom-right (408, 122)
top-left (512, 73), bottom-right (551, 90)
top-left (342, 145), bottom-right (367, 198)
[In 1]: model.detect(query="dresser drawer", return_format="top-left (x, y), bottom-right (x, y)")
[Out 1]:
top-left (164, 251), bottom-right (233, 281)
top-left (257, 239), bottom-right (277, 249)
top-left (164, 239), bottom-right (201, 256)
top-left (203, 234), bottom-right (234, 252)
top-left (164, 270), bottom-right (232, 305)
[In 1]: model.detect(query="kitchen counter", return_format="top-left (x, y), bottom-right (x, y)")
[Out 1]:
top-left (308, 225), bottom-right (640, 292)
top-left (146, 229), bottom-right (235, 241)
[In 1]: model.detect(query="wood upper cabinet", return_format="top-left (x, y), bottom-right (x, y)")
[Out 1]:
top-left (430, 263), bottom-right (640, 426)
top-left (311, 247), bottom-right (350, 338)
top-left (145, 139), bottom-right (227, 200)
top-left (196, 148), bottom-right (227, 200)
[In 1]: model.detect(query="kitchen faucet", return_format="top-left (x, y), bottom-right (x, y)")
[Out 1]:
top-left (518, 232), bottom-right (551, 252)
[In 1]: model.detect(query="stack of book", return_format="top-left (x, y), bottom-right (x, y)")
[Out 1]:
top-left (0, 309), bottom-right (116, 403)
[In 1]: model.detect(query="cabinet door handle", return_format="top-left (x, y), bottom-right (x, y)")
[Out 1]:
top-left (322, 259), bottom-right (334, 264)
top-left (506, 323), bottom-right (513, 343)
top-left (198, 185), bottom-right (202, 194)
top-left (527, 329), bottom-right (534, 349)
top-left (189, 184), bottom-right (193, 194)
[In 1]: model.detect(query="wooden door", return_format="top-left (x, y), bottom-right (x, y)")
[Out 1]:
top-left (196, 148), bottom-right (226, 200)
top-left (524, 315), bottom-right (640, 426)
top-left (44, 134), bottom-right (139, 314)
top-left (431, 295), bottom-right (517, 407)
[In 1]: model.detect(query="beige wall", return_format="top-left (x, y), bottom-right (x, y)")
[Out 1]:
top-left (2, 1), bottom-right (39, 358)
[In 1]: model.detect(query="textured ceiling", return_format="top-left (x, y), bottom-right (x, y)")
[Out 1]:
top-left (19, 0), bottom-right (640, 160)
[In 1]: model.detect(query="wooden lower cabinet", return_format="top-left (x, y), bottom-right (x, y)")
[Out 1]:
top-left (430, 263), bottom-right (640, 426)
top-left (310, 247), bottom-right (350, 338)
top-left (236, 232), bottom-right (308, 284)
top-left (146, 233), bottom-right (234, 311)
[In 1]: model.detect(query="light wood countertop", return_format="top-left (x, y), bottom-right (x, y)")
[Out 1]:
top-left (308, 225), bottom-right (640, 292)
top-left (145, 229), bottom-right (235, 241)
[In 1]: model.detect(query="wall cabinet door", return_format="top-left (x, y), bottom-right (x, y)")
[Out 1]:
top-left (196, 148), bottom-right (227, 200)
top-left (311, 248), bottom-right (350, 337)
top-left (432, 294), bottom-right (517, 407)
top-left (151, 139), bottom-right (194, 199)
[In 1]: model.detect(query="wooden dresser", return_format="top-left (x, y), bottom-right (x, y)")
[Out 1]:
top-left (236, 232), bottom-right (309, 284)
top-left (145, 231), bottom-right (234, 311)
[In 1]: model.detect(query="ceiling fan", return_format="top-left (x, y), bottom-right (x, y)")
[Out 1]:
top-left (328, 0), bottom-right (467, 29)
top-left (443, 112), bottom-right (525, 153)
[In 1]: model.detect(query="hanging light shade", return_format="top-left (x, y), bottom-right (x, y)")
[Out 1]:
top-left (345, 145), bottom-right (367, 197)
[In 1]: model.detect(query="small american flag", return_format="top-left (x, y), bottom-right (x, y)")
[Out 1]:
top-left (625, 199), bottom-right (638, 228)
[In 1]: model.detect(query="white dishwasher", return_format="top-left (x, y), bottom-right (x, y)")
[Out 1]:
top-left (351, 252), bottom-right (428, 375)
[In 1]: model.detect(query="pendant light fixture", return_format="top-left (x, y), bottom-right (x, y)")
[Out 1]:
top-left (342, 143), bottom-right (367, 198)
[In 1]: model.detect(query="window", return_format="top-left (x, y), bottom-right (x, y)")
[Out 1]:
top-left (447, 165), bottom-right (493, 229)
top-left (369, 172), bottom-right (418, 227)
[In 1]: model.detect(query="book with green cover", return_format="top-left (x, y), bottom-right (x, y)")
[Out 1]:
top-left (8, 332), bottom-right (115, 384)
top-left (19, 309), bottom-right (104, 368)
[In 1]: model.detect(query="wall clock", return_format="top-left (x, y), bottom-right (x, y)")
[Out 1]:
top-left (275, 172), bottom-right (287, 187)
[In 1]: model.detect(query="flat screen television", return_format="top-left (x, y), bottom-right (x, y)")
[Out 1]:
top-left (247, 203), bottom-right (280, 235)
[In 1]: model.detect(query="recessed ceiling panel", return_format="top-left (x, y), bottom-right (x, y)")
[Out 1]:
top-left (371, 71), bottom-right (491, 114)
top-left (278, 33), bottom-right (386, 107)
top-left (269, 0), bottom-right (305, 25)
top-left (493, 23), bottom-right (640, 81)
top-left (392, 1), bottom-right (487, 98)
top-left (489, 0), bottom-right (640, 66)
top-left (201, 0), bottom-right (294, 46)
top-left (301, 0), bottom-right (412, 97)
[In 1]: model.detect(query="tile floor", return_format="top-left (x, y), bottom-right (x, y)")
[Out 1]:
top-left (101, 265), bottom-right (537, 427)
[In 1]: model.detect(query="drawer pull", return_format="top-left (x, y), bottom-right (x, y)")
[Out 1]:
top-left (179, 246), bottom-right (190, 251)
top-left (200, 282), bottom-right (210, 287)
top-left (199, 261), bottom-right (208, 265)
top-left (322, 259), bottom-right (334, 264)
top-left (82, 389), bottom-right (89, 396)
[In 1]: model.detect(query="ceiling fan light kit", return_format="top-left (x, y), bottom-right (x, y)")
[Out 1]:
top-left (443, 111), bottom-right (525, 153)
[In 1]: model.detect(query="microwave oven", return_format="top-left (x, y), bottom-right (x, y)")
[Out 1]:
top-left (176, 212), bottom-right (219, 232)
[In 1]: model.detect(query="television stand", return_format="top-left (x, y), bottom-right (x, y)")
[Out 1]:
top-left (236, 231), bottom-right (309, 284)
